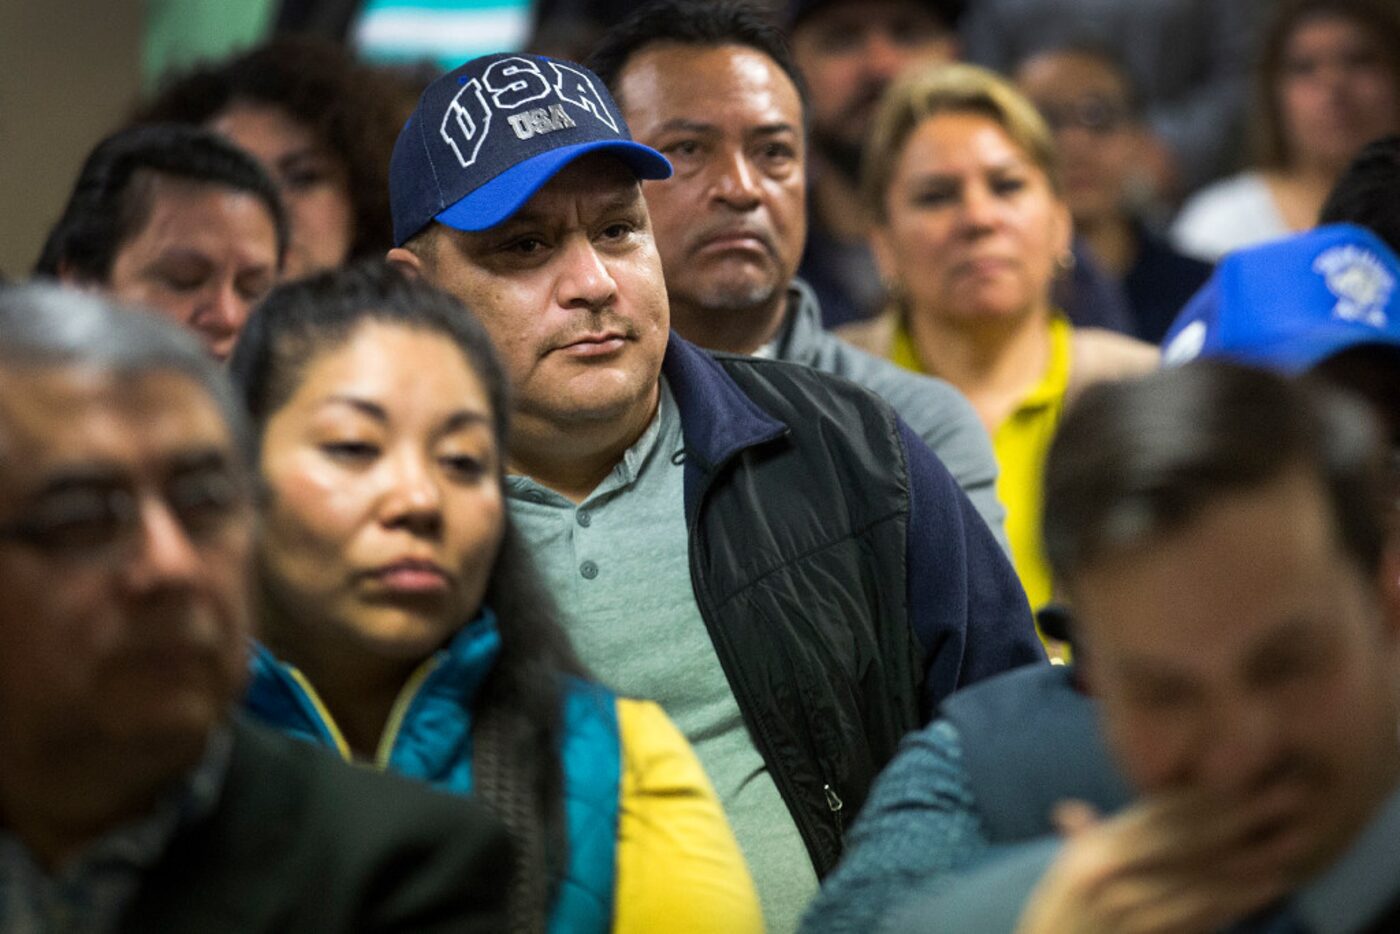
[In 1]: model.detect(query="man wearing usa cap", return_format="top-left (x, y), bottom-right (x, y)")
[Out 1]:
top-left (386, 52), bottom-right (1042, 931)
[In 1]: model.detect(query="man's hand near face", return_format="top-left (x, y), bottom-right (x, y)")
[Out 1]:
top-left (1017, 780), bottom-right (1313, 934)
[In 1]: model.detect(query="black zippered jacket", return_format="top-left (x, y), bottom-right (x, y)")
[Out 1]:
top-left (664, 335), bottom-right (1044, 875)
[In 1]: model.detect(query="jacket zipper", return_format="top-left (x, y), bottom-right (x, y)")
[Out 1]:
top-left (686, 464), bottom-right (843, 875)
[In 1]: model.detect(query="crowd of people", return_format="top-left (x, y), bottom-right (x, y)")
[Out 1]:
top-left (3, 0), bottom-right (1400, 932)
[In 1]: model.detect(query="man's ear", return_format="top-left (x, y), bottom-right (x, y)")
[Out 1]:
top-left (386, 247), bottom-right (424, 278)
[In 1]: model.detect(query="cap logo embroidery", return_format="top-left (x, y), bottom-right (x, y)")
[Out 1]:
top-left (1313, 245), bottom-right (1394, 328)
top-left (439, 56), bottom-right (618, 168)
top-left (1163, 319), bottom-right (1207, 365)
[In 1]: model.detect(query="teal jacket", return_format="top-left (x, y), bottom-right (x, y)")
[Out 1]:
top-left (243, 610), bottom-right (621, 934)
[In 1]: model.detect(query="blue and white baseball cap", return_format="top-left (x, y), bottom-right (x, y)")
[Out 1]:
top-left (1162, 224), bottom-right (1400, 373)
top-left (390, 53), bottom-right (672, 245)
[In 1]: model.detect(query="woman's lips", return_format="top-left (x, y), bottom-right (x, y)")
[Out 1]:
top-left (363, 561), bottom-right (451, 593)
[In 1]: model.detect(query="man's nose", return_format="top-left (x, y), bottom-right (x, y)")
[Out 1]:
top-left (556, 237), bottom-right (618, 311)
top-left (861, 30), bottom-right (910, 84)
top-left (1196, 693), bottom-right (1287, 793)
top-left (124, 496), bottom-right (203, 594)
top-left (712, 149), bottom-right (762, 211)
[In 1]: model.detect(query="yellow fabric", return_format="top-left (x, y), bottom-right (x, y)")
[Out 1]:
top-left (890, 317), bottom-right (1072, 613)
top-left (613, 698), bottom-right (765, 934)
top-left (990, 317), bottom-right (1071, 614)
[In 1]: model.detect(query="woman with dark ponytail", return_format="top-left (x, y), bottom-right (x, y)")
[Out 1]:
top-left (229, 261), bottom-right (761, 933)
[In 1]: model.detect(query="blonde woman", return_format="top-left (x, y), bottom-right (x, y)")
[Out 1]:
top-left (841, 63), bottom-right (1157, 617)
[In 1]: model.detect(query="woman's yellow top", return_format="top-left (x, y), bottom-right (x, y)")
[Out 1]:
top-left (890, 317), bottom-right (1072, 613)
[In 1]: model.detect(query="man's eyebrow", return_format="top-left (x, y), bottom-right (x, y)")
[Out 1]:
top-left (750, 122), bottom-right (800, 137)
top-left (165, 446), bottom-right (239, 476)
top-left (655, 118), bottom-right (718, 136)
top-left (25, 465), bottom-right (127, 499)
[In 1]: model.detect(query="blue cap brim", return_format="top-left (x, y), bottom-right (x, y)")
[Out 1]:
top-left (434, 140), bottom-right (672, 233)
top-left (1231, 326), bottom-right (1400, 375)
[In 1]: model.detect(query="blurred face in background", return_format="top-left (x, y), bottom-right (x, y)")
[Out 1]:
top-left (1017, 50), bottom-right (1140, 231)
top-left (1278, 13), bottom-right (1400, 171)
top-left (102, 174), bottom-right (280, 361)
top-left (792, 0), bottom-right (957, 166)
top-left (871, 111), bottom-right (1071, 327)
top-left (212, 103), bottom-right (355, 278)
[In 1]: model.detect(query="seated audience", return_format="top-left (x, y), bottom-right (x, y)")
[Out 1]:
top-left (588, 0), bottom-right (1008, 551)
top-left (0, 284), bottom-right (511, 932)
top-left (887, 360), bottom-right (1400, 933)
top-left (385, 52), bottom-right (1043, 931)
top-left (230, 262), bottom-right (763, 933)
top-left (1017, 43), bottom-right (1214, 343)
top-left (33, 124), bottom-right (285, 361)
top-left (134, 37), bottom-right (405, 279)
top-left (807, 222), bottom-right (1400, 933)
top-left (1171, 0), bottom-right (1400, 261)
top-left (839, 62), bottom-right (1156, 616)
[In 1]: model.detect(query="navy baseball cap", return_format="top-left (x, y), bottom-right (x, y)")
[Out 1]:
top-left (389, 53), bottom-right (672, 245)
top-left (1162, 224), bottom-right (1400, 374)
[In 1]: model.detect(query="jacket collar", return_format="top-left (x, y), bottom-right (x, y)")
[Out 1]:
top-left (244, 609), bottom-right (502, 743)
top-left (661, 331), bottom-right (787, 478)
top-left (773, 277), bottom-right (825, 367)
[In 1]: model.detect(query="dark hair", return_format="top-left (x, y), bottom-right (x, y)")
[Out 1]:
top-left (1044, 362), bottom-right (1390, 587)
top-left (133, 36), bottom-right (405, 265)
top-left (1251, 0), bottom-right (1400, 169)
top-left (588, 0), bottom-right (808, 113)
top-left (228, 261), bottom-right (588, 930)
top-left (33, 124), bottom-right (288, 281)
top-left (1013, 39), bottom-right (1144, 117)
top-left (1319, 135), bottom-right (1400, 253)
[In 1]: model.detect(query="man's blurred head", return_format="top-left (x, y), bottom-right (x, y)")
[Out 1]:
top-left (1044, 362), bottom-right (1400, 881)
top-left (0, 285), bottom-right (254, 778)
top-left (592, 1), bottom-right (807, 346)
top-left (35, 125), bottom-right (288, 361)
top-left (788, 0), bottom-right (961, 180)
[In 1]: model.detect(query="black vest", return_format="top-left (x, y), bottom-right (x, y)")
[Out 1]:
top-left (681, 354), bottom-right (922, 876)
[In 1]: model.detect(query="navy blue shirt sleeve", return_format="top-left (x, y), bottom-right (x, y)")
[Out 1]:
top-left (898, 419), bottom-right (1045, 716)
